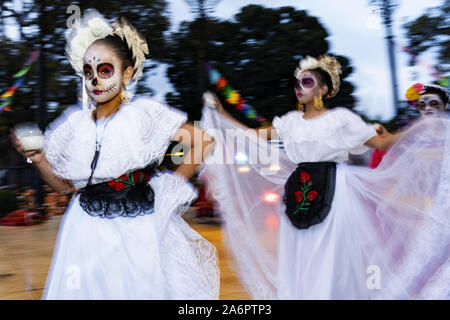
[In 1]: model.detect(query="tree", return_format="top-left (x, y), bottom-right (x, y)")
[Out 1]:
top-left (403, 0), bottom-right (450, 74)
top-left (0, 1), bottom-right (170, 169)
top-left (0, 0), bottom-right (170, 124)
top-left (183, 0), bottom-right (221, 100)
top-left (165, 5), bottom-right (356, 124)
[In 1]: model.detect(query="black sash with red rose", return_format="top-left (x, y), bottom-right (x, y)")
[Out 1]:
top-left (77, 163), bottom-right (157, 218)
top-left (283, 162), bottom-right (337, 229)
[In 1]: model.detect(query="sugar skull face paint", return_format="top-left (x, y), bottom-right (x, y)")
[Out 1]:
top-left (295, 77), bottom-right (315, 90)
top-left (294, 71), bottom-right (321, 104)
top-left (83, 42), bottom-right (123, 104)
top-left (97, 63), bottom-right (115, 79)
top-left (417, 94), bottom-right (445, 118)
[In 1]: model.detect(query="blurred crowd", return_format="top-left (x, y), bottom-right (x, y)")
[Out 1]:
top-left (0, 185), bottom-right (73, 226)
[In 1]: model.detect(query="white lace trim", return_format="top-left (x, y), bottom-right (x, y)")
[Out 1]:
top-left (153, 172), bottom-right (220, 299)
top-left (44, 96), bottom-right (187, 188)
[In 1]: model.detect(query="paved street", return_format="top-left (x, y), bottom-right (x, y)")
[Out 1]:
top-left (0, 212), bottom-right (250, 300)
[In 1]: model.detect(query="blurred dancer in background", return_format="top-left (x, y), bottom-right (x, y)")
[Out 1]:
top-left (371, 82), bottom-right (449, 168)
top-left (201, 55), bottom-right (449, 299)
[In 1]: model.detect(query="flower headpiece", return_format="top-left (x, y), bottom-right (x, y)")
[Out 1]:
top-left (405, 83), bottom-right (425, 102)
top-left (294, 55), bottom-right (342, 98)
top-left (405, 82), bottom-right (449, 109)
top-left (112, 16), bottom-right (149, 86)
top-left (66, 9), bottom-right (149, 86)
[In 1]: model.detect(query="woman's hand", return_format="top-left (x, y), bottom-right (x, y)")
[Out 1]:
top-left (373, 123), bottom-right (390, 137)
top-left (203, 91), bottom-right (225, 114)
top-left (9, 128), bottom-right (44, 164)
top-left (214, 96), bottom-right (225, 114)
top-left (366, 124), bottom-right (402, 152)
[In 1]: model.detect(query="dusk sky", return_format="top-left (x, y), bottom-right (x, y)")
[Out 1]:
top-left (151, 0), bottom-right (444, 121)
top-left (4, 0), bottom-right (444, 120)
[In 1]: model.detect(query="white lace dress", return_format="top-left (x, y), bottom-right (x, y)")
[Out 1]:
top-left (201, 106), bottom-right (449, 299)
top-left (41, 97), bottom-right (219, 299)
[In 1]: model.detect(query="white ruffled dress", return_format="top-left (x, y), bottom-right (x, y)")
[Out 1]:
top-left (201, 106), bottom-right (449, 300)
top-left (42, 97), bottom-right (219, 299)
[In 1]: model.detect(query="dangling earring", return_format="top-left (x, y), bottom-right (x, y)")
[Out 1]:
top-left (297, 101), bottom-right (304, 111)
top-left (120, 84), bottom-right (132, 104)
top-left (313, 95), bottom-right (324, 110)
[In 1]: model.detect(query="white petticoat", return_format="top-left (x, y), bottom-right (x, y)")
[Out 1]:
top-left (42, 172), bottom-right (220, 300)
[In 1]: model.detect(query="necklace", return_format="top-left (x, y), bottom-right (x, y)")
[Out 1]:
top-left (86, 107), bottom-right (120, 185)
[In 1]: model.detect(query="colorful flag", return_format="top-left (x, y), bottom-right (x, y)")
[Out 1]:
top-left (0, 50), bottom-right (39, 113)
top-left (207, 64), bottom-right (268, 124)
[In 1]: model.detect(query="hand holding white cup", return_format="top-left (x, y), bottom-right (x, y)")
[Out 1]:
top-left (11, 123), bottom-right (45, 164)
top-left (14, 122), bottom-right (44, 151)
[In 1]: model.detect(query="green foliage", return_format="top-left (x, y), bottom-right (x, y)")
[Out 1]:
top-left (0, 0), bottom-right (170, 122)
top-left (403, 0), bottom-right (450, 74)
top-left (166, 5), bottom-right (356, 124)
top-left (0, 0), bottom-right (170, 169)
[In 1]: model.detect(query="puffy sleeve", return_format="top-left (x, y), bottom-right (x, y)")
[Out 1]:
top-left (336, 108), bottom-right (377, 155)
top-left (43, 103), bottom-right (90, 181)
top-left (272, 111), bottom-right (297, 141)
top-left (133, 98), bottom-right (188, 142)
top-left (44, 103), bottom-right (82, 144)
top-left (123, 97), bottom-right (189, 169)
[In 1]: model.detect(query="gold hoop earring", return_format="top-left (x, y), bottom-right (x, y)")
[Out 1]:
top-left (120, 84), bottom-right (132, 104)
top-left (313, 95), bottom-right (324, 110)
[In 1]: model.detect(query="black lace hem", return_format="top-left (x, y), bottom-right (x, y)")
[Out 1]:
top-left (78, 182), bottom-right (155, 218)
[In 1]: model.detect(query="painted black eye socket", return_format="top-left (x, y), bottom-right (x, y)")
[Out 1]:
top-left (97, 63), bottom-right (114, 79)
top-left (418, 100), bottom-right (442, 109)
top-left (429, 100), bottom-right (440, 107)
top-left (83, 65), bottom-right (93, 80)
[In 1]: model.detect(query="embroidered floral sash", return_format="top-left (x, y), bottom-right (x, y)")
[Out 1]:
top-left (283, 162), bottom-right (336, 229)
top-left (78, 163), bottom-right (157, 218)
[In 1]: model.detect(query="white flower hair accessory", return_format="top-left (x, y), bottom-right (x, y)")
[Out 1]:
top-left (66, 9), bottom-right (149, 85)
top-left (296, 56), bottom-right (319, 75)
top-left (112, 17), bottom-right (149, 86)
top-left (66, 9), bottom-right (114, 77)
top-left (294, 55), bottom-right (342, 98)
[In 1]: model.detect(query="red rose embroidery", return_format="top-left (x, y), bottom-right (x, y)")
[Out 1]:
top-left (294, 191), bottom-right (303, 202)
top-left (133, 171), bottom-right (142, 183)
top-left (307, 190), bottom-right (318, 201)
top-left (293, 173), bottom-right (319, 215)
top-left (108, 170), bottom-right (151, 192)
top-left (133, 171), bottom-right (151, 183)
top-left (300, 172), bottom-right (310, 183)
top-left (108, 180), bottom-right (125, 191)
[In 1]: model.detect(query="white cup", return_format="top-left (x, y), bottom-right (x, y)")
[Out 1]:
top-left (14, 122), bottom-right (45, 152)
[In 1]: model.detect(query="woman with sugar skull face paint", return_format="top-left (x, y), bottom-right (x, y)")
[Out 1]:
top-left (370, 83), bottom-right (449, 168)
top-left (10, 9), bottom-right (219, 299)
top-left (405, 83), bottom-right (449, 119)
top-left (200, 55), bottom-right (450, 299)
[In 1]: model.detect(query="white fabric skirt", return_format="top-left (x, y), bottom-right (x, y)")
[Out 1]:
top-left (42, 172), bottom-right (219, 300)
top-left (278, 162), bottom-right (449, 299)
